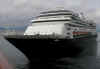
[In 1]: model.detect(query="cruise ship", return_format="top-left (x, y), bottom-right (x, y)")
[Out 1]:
top-left (4, 10), bottom-right (97, 69)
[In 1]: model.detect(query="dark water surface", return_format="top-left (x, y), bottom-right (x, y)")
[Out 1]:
top-left (0, 33), bottom-right (100, 69)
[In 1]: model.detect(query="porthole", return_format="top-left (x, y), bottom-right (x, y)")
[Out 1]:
top-left (67, 28), bottom-right (71, 30)
top-left (67, 32), bottom-right (70, 35)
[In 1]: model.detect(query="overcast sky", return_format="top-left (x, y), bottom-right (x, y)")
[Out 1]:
top-left (0, 0), bottom-right (100, 29)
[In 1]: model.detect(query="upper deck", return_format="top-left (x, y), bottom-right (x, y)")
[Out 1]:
top-left (31, 10), bottom-right (96, 28)
top-left (38, 10), bottom-right (78, 17)
top-left (32, 10), bottom-right (80, 23)
top-left (40, 10), bottom-right (73, 14)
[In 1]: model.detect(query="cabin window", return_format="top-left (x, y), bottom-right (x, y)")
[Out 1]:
top-left (67, 28), bottom-right (71, 30)
top-left (89, 24), bottom-right (93, 26)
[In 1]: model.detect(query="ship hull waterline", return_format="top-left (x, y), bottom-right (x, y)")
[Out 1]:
top-left (4, 35), bottom-right (97, 68)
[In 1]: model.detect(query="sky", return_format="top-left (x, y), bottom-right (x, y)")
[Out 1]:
top-left (0, 0), bottom-right (100, 30)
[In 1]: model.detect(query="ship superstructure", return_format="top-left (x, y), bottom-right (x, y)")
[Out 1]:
top-left (24, 10), bottom-right (97, 39)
